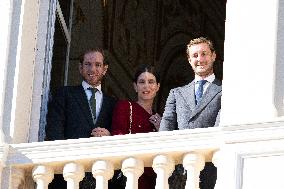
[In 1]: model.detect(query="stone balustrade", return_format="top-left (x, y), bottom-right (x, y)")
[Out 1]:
top-left (2, 121), bottom-right (284, 189)
top-left (2, 127), bottom-right (221, 189)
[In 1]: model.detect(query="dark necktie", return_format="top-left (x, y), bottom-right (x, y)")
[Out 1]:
top-left (195, 80), bottom-right (207, 105)
top-left (88, 88), bottom-right (97, 120)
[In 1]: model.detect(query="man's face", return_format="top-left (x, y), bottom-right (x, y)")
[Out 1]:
top-left (187, 43), bottom-right (216, 78)
top-left (79, 51), bottom-right (108, 87)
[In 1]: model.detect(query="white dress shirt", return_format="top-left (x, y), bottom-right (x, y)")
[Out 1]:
top-left (194, 74), bottom-right (216, 95)
top-left (82, 80), bottom-right (103, 123)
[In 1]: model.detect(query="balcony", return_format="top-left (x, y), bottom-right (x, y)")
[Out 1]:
top-left (2, 121), bottom-right (284, 189)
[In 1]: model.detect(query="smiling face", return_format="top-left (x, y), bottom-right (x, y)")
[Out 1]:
top-left (134, 72), bottom-right (160, 102)
top-left (187, 42), bottom-right (216, 78)
top-left (79, 51), bottom-right (108, 87)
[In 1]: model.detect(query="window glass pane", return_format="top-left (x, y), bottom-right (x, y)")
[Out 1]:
top-left (50, 16), bottom-right (68, 95)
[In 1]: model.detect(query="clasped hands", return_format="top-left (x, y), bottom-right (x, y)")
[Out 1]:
top-left (149, 113), bottom-right (161, 130)
top-left (91, 127), bottom-right (110, 137)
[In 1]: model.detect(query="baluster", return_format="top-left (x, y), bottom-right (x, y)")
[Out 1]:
top-left (32, 165), bottom-right (54, 189)
top-left (63, 162), bottom-right (84, 189)
top-left (183, 153), bottom-right (205, 189)
top-left (92, 160), bottom-right (114, 189)
top-left (122, 157), bottom-right (144, 189)
top-left (11, 168), bottom-right (24, 189)
top-left (152, 155), bottom-right (175, 189)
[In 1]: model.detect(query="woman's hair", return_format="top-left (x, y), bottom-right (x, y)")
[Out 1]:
top-left (133, 64), bottom-right (160, 83)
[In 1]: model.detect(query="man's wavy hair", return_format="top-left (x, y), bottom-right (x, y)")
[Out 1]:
top-left (186, 37), bottom-right (215, 57)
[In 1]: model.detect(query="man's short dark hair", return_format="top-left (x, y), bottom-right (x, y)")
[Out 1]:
top-left (79, 48), bottom-right (107, 64)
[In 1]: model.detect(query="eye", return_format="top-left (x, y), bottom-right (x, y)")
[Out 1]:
top-left (148, 80), bottom-right (156, 84)
top-left (95, 63), bottom-right (103, 68)
top-left (138, 80), bottom-right (145, 84)
top-left (83, 62), bottom-right (91, 66)
top-left (192, 53), bottom-right (198, 58)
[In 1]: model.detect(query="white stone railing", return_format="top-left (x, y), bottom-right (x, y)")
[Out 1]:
top-left (2, 120), bottom-right (284, 188)
top-left (1, 127), bottom-right (222, 189)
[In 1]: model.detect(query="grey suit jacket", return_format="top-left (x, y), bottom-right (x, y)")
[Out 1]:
top-left (159, 79), bottom-right (222, 131)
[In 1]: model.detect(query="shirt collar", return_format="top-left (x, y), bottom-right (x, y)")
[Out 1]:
top-left (194, 73), bottom-right (215, 83)
top-left (82, 80), bottom-right (102, 93)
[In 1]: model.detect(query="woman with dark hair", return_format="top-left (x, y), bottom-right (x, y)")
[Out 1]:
top-left (111, 64), bottom-right (161, 189)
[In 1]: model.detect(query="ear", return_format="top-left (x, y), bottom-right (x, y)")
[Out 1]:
top-left (212, 51), bottom-right (216, 61)
top-left (78, 63), bottom-right (83, 74)
top-left (156, 83), bottom-right (160, 92)
top-left (133, 82), bottom-right (138, 93)
top-left (187, 56), bottom-right (191, 64)
top-left (103, 64), bottom-right (109, 75)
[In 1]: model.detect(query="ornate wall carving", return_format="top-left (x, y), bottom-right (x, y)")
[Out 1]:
top-left (68, 0), bottom-right (226, 113)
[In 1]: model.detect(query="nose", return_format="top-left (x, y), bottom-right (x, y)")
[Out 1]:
top-left (89, 63), bottom-right (97, 71)
top-left (197, 56), bottom-right (201, 62)
top-left (197, 54), bottom-right (205, 62)
top-left (143, 82), bottom-right (150, 88)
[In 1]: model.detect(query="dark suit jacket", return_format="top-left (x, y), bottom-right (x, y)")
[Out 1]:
top-left (159, 79), bottom-right (222, 131)
top-left (45, 85), bottom-right (116, 140)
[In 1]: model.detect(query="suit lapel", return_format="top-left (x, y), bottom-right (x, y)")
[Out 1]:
top-left (189, 79), bottom-right (222, 120)
top-left (180, 81), bottom-right (196, 111)
top-left (72, 85), bottom-right (94, 127)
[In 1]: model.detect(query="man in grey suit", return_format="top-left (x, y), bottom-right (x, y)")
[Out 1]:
top-left (159, 37), bottom-right (221, 189)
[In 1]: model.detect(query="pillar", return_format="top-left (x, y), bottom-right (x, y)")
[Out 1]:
top-left (63, 162), bottom-right (85, 189)
top-left (183, 153), bottom-right (205, 189)
top-left (92, 160), bottom-right (114, 189)
top-left (32, 165), bottom-right (54, 189)
top-left (152, 155), bottom-right (175, 189)
top-left (122, 157), bottom-right (144, 189)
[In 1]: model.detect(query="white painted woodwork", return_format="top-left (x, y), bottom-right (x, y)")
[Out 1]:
top-left (122, 157), bottom-right (144, 189)
top-left (63, 162), bottom-right (84, 189)
top-left (92, 160), bottom-right (114, 189)
top-left (221, 0), bottom-right (284, 125)
top-left (32, 165), bottom-right (54, 189)
top-left (152, 154), bottom-right (174, 189)
top-left (0, 0), bottom-right (11, 143)
top-left (183, 153), bottom-right (205, 189)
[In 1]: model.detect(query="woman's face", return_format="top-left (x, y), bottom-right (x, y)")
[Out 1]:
top-left (134, 72), bottom-right (160, 101)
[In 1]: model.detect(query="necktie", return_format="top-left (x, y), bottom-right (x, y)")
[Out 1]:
top-left (88, 88), bottom-right (97, 120)
top-left (195, 80), bottom-right (207, 105)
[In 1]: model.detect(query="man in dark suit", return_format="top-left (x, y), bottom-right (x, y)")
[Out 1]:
top-left (45, 48), bottom-right (116, 188)
top-left (159, 37), bottom-right (222, 189)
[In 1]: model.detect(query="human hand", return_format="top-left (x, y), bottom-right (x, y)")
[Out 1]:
top-left (149, 113), bottom-right (161, 130)
top-left (91, 127), bottom-right (111, 137)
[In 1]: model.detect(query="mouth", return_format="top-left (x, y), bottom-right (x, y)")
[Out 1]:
top-left (142, 91), bottom-right (150, 94)
top-left (197, 65), bottom-right (205, 69)
top-left (88, 73), bottom-right (96, 77)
